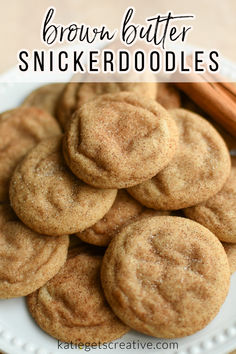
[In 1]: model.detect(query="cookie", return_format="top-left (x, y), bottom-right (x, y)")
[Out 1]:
top-left (57, 82), bottom-right (157, 129)
top-left (101, 216), bottom-right (230, 338)
top-left (22, 83), bottom-right (65, 117)
top-left (76, 190), bottom-right (170, 246)
top-left (63, 92), bottom-right (179, 189)
top-left (77, 82), bottom-right (157, 106)
top-left (27, 246), bottom-right (129, 344)
top-left (156, 83), bottom-right (181, 109)
top-left (10, 136), bottom-right (117, 236)
top-left (0, 107), bottom-right (61, 202)
top-left (0, 204), bottom-right (69, 299)
top-left (181, 93), bottom-right (236, 152)
top-left (56, 82), bottom-right (79, 129)
top-left (222, 243), bottom-right (236, 274)
top-left (210, 120), bottom-right (236, 153)
top-left (128, 108), bottom-right (231, 210)
top-left (184, 157), bottom-right (236, 242)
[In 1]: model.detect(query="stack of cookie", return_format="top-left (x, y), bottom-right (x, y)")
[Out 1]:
top-left (0, 80), bottom-right (235, 344)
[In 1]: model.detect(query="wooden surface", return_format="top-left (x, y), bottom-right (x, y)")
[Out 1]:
top-left (0, 0), bottom-right (236, 73)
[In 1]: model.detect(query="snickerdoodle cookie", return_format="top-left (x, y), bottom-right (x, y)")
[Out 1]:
top-left (22, 83), bottom-right (65, 118)
top-left (0, 204), bottom-right (69, 299)
top-left (0, 107), bottom-right (61, 202)
top-left (10, 136), bottom-right (117, 236)
top-left (63, 92), bottom-right (178, 189)
top-left (76, 190), bottom-right (170, 246)
top-left (184, 157), bottom-right (236, 242)
top-left (128, 109), bottom-right (231, 210)
top-left (27, 246), bottom-right (129, 344)
top-left (101, 216), bottom-right (230, 338)
top-left (222, 243), bottom-right (236, 275)
top-left (156, 83), bottom-right (181, 109)
top-left (57, 82), bottom-right (157, 129)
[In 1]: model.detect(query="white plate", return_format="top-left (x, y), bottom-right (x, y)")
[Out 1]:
top-left (0, 73), bottom-right (236, 354)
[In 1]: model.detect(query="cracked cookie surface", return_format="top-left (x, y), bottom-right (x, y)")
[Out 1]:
top-left (10, 136), bottom-right (117, 236)
top-left (27, 246), bottom-right (129, 344)
top-left (101, 216), bottom-right (230, 338)
top-left (0, 107), bottom-right (61, 202)
top-left (0, 204), bottom-right (69, 298)
top-left (63, 92), bottom-right (179, 189)
top-left (128, 108), bottom-right (231, 210)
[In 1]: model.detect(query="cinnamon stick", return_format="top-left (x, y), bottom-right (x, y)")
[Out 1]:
top-left (174, 76), bottom-right (236, 138)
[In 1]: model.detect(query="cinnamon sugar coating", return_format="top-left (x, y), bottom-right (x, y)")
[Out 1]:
top-left (57, 82), bottom-right (157, 129)
top-left (27, 246), bottom-right (129, 344)
top-left (10, 136), bottom-right (117, 236)
top-left (185, 157), bottom-right (236, 242)
top-left (63, 92), bottom-right (179, 189)
top-left (0, 204), bottom-right (69, 298)
top-left (101, 216), bottom-right (230, 338)
top-left (76, 190), bottom-right (170, 246)
top-left (0, 107), bottom-right (61, 201)
top-left (128, 108), bottom-right (231, 210)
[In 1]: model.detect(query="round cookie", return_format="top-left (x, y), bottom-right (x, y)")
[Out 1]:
top-left (63, 92), bottom-right (179, 189)
top-left (156, 83), bottom-right (181, 109)
top-left (128, 108), bottom-right (231, 210)
top-left (76, 190), bottom-right (170, 246)
top-left (27, 246), bottom-right (129, 344)
top-left (101, 216), bottom-right (230, 338)
top-left (57, 82), bottom-right (157, 129)
top-left (0, 107), bottom-right (61, 202)
top-left (222, 242), bottom-right (236, 274)
top-left (184, 157), bottom-right (236, 242)
top-left (0, 204), bottom-right (69, 299)
top-left (22, 83), bottom-right (65, 118)
top-left (10, 136), bottom-right (117, 236)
